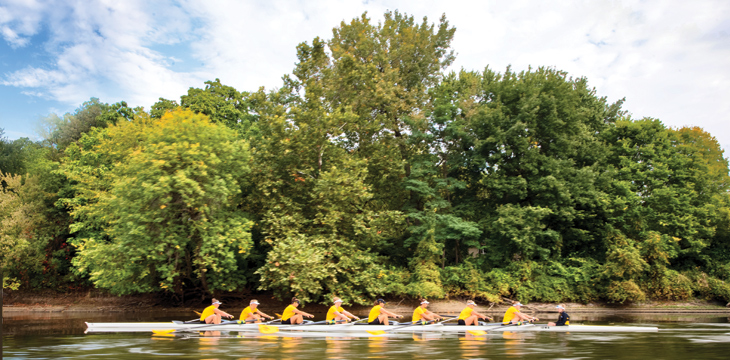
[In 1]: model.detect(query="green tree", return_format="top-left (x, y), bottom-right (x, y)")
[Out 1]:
top-left (150, 97), bottom-right (179, 119)
top-left (0, 172), bottom-right (47, 289)
top-left (179, 79), bottom-right (260, 132)
top-left (61, 109), bottom-right (253, 296)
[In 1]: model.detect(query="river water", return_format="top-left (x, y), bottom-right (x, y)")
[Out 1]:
top-left (3, 311), bottom-right (730, 359)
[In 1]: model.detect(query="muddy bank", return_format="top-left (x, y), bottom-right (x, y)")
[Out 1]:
top-left (3, 290), bottom-right (730, 316)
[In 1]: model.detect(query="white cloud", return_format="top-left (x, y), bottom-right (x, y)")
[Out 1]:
top-left (1, 0), bottom-right (206, 107)
top-left (0, 0), bottom-right (45, 48)
top-left (1, 0), bottom-right (729, 151)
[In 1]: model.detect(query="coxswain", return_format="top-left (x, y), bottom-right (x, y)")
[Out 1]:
top-left (239, 299), bottom-right (274, 323)
top-left (548, 304), bottom-right (570, 326)
top-left (412, 299), bottom-right (441, 324)
top-left (457, 300), bottom-right (492, 325)
top-left (200, 298), bottom-right (234, 324)
top-left (280, 297), bottom-right (314, 325)
top-left (326, 297), bottom-right (360, 324)
top-left (368, 298), bottom-right (403, 326)
top-left (502, 301), bottom-right (538, 324)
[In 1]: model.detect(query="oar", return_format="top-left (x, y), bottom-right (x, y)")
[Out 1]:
top-left (366, 320), bottom-right (440, 335)
top-left (258, 319), bottom-right (350, 334)
top-left (152, 318), bottom-right (256, 335)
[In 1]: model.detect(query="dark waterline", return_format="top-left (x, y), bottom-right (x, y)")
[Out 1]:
top-left (4, 311), bottom-right (730, 359)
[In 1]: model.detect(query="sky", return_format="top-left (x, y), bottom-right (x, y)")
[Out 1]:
top-left (1, 0), bottom-right (729, 153)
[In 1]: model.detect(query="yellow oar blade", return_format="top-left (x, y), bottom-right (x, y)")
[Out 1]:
top-left (152, 329), bottom-right (176, 335)
top-left (258, 324), bottom-right (280, 334)
top-left (152, 333), bottom-right (175, 337)
top-left (467, 330), bottom-right (487, 336)
top-left (367, 330), bottom-right (386, 335)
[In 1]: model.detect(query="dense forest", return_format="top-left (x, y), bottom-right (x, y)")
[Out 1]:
top-left (2, 11), bottom-right (729, 306)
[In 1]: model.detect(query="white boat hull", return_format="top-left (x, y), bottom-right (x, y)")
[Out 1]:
top-left (85, 321), bottom-right (658, 334)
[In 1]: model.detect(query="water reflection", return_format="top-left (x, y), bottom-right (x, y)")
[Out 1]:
top-left (325, 336), bottom-right (351, 359)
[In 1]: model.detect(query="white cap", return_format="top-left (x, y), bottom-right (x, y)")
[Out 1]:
top-left (334, 298), bottom-right (343, 303)
top-left (420, 300), bottom-right (430, 305)
top-left (212, 301), bottom-right (222, 305)
top-left (466, 300), bottom-right (476, 306)
top-left (250, 300), bottom-right (260, 305)
top-left (514, 302), bottom-right (523, 306)
top-left (556, 305), bottom-right (565, 309)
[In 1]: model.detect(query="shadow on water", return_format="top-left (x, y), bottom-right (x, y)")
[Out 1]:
top-left (4, 311), bottom-right (730, 359)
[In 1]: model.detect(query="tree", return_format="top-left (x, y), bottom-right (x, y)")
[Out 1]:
top-left (0, 172), bottom-right (46, 289)
top-left (150, 98), bottom-right (179, 119)
top-left (0, 130), bottom-right (36, 178)
top-left (179, 79), bottom-right (259, 132)
top-left (61, 109), bottom-right (253, 297)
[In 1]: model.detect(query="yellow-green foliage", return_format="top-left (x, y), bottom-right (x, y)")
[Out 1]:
top-left (61, 109), bottom-right (253, 295)
top-left (646, 269), bottom-right (694, 300)
top-left (0, 173), bottom-right (46, 289)
top-left (606, 280), bottom-right (647, 303)
top-left (442, 262), bottom-right (500, 303)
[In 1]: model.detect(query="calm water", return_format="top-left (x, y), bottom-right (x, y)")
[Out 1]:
top-left (3, 311), bottom-right (730, 359)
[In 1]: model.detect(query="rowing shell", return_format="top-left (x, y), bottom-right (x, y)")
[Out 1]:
top-left (85, 321), bottom-right (658, 333)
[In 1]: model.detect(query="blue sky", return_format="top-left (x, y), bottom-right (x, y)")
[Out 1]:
top-left (1, 0), bottom-right (729, 153)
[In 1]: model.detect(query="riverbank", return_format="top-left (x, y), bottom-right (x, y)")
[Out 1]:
top-left (3, 289), bottom-right (730, 316)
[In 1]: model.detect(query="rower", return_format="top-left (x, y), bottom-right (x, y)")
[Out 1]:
top-left (502, 301), bottom-right (538, 324)
top-left (548, 304), bottom-right (570, 326)
top-left (280, 297), bottom-right (314, 325)
top-left (239, 299), bottom-right (274, 323)
top-left (327, 297), bottom-right (360, 324)
top-left (412, 299), bottom-right (441, 324)
top-left (200, 298), bottom-right (234, 324)
top-left (368, 298), bottom-right (403, 326)
top-left (457, 300), bottom-right (492, 325)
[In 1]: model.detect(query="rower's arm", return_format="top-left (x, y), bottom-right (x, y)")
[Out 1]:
top-left (473, 311), bottom-right (491, 320)
top-left (516, 311), bottom-right (538, 322)
top-left (421, 312), bottom-right (437, 321)
top-left (343, 310), bottom-right (359, 320)
top-left (380, 308), bottom-right (402, 318)
top-left (294, 308), bottom-right (314, 318)
top-left (257, 310), bottom-right (273, 319)
top-left (214, 309), bottom-right (233, 318)
top-left (426, 310), bottom-right (442, 320)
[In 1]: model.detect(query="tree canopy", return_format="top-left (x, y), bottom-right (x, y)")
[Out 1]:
top-left (2, 11), bottom-right (729, 306)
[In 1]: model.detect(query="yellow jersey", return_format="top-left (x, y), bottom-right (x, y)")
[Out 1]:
top-left (239, 306), bottom-right (254, 321)
top-left (281, 305), bottom-right (297, 321)
top-left (412, 306), bottom-right (426, 323)
top-left (502, 306), bottom-right (519, 324)
top-left (368, 305), bottom-right (383, 323)
top-left (326, 305), bottom-right (345, 321)
top-left (200, 305), bottom-right (216, 321)
top-left (458, 307), bottom-right (473, 320)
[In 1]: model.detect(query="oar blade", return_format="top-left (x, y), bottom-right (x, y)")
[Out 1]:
top-left (151, 329), bottom-right (176, 335)
top-left (367, 330), bottom-right (386, 335)
top-left (467, 330), bottom-right (487, 336)
top-left (258, 324), bottom-right (280, 334)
